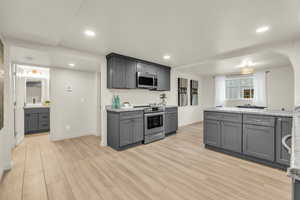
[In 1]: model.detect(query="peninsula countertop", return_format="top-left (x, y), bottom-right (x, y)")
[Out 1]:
top-left (204, 107), bottom-right (293, 117)
top-left (106, 105), bottom-right (178, 113)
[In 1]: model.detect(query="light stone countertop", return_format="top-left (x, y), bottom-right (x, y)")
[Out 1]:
top-left (204, 107), bottom-right (293, 117)
top-left (106, 105), bottom-right (177, 112)
top-left (24, 105), bottom-right (50, 109)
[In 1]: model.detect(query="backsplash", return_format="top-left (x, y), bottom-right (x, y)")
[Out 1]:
top-left (109, 89), bottom-right (174, 105)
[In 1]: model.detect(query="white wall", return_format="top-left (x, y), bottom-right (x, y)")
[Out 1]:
top-left (100, 60), bottom-right (204, 146)
top-left (50, 68), bottom-right (98, 141)
top-left (0, 36), bottom-right (14, 181)
top-left (266, 66), bottom-right (294, 110)
top-left (201, 66), bottom-right (294, 110)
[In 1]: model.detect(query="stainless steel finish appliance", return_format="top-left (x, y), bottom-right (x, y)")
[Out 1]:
top-left (137, 72), bottom-right (157, 89)
top-left (178, 78), bottom-right (188, 106)
top-left (144, 106), bottom-right (165, 144)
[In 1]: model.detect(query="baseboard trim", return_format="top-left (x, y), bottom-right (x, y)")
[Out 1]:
top-left (50, 132), bottom-right (97, 141)
top-left (179, 120), bottom-right (203, 128)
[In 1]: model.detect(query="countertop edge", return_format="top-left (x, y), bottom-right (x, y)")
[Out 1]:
top-left (203, 107), bottom-right (293, 117)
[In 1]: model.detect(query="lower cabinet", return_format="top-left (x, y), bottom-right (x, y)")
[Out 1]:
top-left (108, 111), bottom-right (144, 150)
top-left (221, 121), bottom-right (242, 153)
top-left (204, 119), bottom-right (221, 147)
top-left (24, 108), bottom-right (50, 134)
top-left (204, 111), bottom-right (291, 168)
top-left (165, 107), bottom-right (178, 134)
top-left (243, 124), bottom-right (275, 161)
top-left (276, 117), bottom-right (292, 165)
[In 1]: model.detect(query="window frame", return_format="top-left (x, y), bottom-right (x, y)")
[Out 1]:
top-left (225, 76), bottom-right (254, 101)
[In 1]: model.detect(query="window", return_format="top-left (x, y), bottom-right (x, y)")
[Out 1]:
top-left (225, 76), bottom-right (254, 100)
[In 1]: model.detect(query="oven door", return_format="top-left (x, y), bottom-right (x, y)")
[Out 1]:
top-left (137, 72), bottom-right (155, 89)
top-left (144, 112), bottom-right (165, 135)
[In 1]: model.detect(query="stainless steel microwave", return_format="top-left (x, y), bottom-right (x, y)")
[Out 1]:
top-left (137, 72), bottom-right (157, 89)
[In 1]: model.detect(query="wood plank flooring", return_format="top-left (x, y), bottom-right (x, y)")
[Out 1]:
top-left (0, 123), bottom-right (291, 200)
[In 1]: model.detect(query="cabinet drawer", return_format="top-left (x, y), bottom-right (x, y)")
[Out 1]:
top-left (165, 107), bottom-right (178, 114)
top-left (120, 111), bottom-right (143, 120)
top-left (39, 113), bottom-right (49, 121)
top-left (222, 113), bottom-right (242, 123)
top-left (39, 121), bottom-right (49, 130)
top-left (244, 114), bottom-right (275, 127)
top-left (204, 111), bottom-right (223, 121)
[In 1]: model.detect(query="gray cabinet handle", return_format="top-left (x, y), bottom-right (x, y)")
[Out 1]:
top-left (282, 134), bottom-right (292, 154)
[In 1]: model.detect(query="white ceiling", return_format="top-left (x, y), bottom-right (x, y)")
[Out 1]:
top-left (1, 0), bottom-right (300, 73)
top-left (177, 51), bottom-right (292, 75)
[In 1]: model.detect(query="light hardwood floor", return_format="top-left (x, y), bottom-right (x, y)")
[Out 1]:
top-left (0, 123), bottom-right (291, 200)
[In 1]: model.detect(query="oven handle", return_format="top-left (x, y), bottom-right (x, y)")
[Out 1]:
top-left (144, 112), bottom-right (165, 117)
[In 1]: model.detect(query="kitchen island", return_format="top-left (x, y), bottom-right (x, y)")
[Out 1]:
top-left (203, 107), bottom-right (293, 169)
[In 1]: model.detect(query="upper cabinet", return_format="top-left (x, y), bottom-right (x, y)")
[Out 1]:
top-left (106, 53), bottom-right (171, 91)
top-left (157, 66), bottom-right (170, 91)
top-left (107, 54), bottom-right (137, 89)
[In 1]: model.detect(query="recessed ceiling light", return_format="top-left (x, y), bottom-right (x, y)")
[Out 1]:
top-left (69, 63), bottom-right (75, 67)
top-left (163, 55), bottom-right (171, 60)
top-left (84, 30), bottom-right (96, 37)
top-left (256, 26), bottom-right (270, 33)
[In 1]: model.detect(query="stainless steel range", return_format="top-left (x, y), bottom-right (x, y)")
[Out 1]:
top-left (143, 105), bottom-right (165, 144)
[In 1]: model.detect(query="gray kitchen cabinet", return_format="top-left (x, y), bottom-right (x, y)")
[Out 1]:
top-left (120, 119), bottom-right (133, 147)
top-left (165, 107), bottom-right (178, 134)
top-left (276, 117), bottom-right (292, 166)
top-left (136, 61), bottom-right (157, 74)
top-left (107, 54), bottom-right (137, 89)
top-left (24, 108), bottom-right (50, 134)
top-left (157, 67), bottom-right (171, 91)
top-left (243, 124), bottom-right (275, 161)
top-left (293, 180), bottom-right (300, 200)
top-left (221, 121), bottom-right (242, 153)
top-left (25, 113), bottom-right (39, 133)
top-left (204, 119), bottom-right (221, 147)
top-left (132, 118), bottom-right (144, 143)
top-left (106, 53), bottom-right (171, 90)
top-left (107, 110), bottom-right (144, 150)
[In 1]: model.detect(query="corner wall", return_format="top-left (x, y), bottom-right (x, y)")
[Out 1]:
top-left (50, 68), bottom-right (98, 141)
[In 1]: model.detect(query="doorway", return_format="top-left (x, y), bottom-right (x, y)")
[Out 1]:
top-left (13, 64), bottom-right (50, 144)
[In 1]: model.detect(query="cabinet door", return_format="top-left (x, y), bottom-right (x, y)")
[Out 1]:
top-left (243, 124), bottom-right (275, 161)
top-left (125, 59), bottom-right (137, 89)
top-left (25, 113), bottom-right (39, 133)
top-left (136, 62), bottom-right (156, 74)
top-left (157, 67), bottom-right (170, 91)
top-left (204, 119), bottom-right (221, 147)
top-left (132, 118), bottom-right (144, 143)
top-left (111, 57), bottom-right (126, 88)
top-left (120, 119), bottom-right (133, 147)
top-left (221, 121), bottom-right (242, 153)
top-left (276, 117), bottom-right (292, 165)
top-left (165, 112), bottom-right (178, 134)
